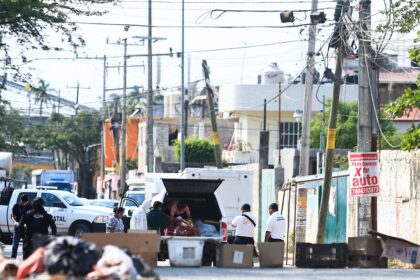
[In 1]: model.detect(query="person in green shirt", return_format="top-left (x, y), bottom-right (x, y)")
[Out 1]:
top-left (147, 201), bottom-right (170, 235)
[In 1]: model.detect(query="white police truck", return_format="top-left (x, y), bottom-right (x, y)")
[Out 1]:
top-left (0, 188), bottom-right (112, 244)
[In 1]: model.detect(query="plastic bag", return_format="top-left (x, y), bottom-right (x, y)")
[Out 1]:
top-left (44, 236), bottom-right (101, 277)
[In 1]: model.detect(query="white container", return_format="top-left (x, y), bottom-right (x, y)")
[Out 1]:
top-left (167, 237), bottom-right (205, 267)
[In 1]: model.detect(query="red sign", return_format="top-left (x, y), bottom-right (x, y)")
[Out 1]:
top-left (349, 152), bottom-right (379, 196)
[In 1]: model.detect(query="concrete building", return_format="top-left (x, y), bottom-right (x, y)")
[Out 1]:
top-left (137, 117), bottom-right (235, 171)
top-left (219, 83), bottom-right (359, 165)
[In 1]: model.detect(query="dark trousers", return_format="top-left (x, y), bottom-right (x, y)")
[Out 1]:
top-left (268, 237), bottom-right (283, 242)
top-left (11, 226), bottom-right (20, 258)
top-left (22, 236), bottom-right (33, 260)
top-left (233, 236), bottom-right (255, 245)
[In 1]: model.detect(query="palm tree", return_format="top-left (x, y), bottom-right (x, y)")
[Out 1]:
top-left (34, 79), bottom-right (50, 117)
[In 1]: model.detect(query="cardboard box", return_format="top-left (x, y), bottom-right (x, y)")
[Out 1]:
top-left (258, 242), bottom-right (284, 268)
top-left (82, 232), bottom-right (160, 267)
top-left (216, 244), bottom-right (253, 268)
top-left (369, 231), bottom-right (420, 265)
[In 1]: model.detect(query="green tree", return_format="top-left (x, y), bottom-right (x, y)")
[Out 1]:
top-left (33, 79), bottom-right (50, 117)
top-left (126, 158), bottom-right (138, 171)
top-left (0, 101), bottom-right (26, 154)
top-left (174, 138), bottom-right (215, 164)
top-left (28, 112), bottom-right (101, 198)
top-left (0, 0), bottom-right (113, 77)
top-left (380, 1), bottom-right (420, 150)
top-left (311, 100), bottom-right (398, 150)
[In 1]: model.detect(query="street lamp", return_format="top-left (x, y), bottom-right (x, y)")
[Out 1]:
top-left (293, 109), bottom-right (303, 123)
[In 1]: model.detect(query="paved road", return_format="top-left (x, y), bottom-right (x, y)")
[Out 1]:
top-left (3, 244), bottom-right (420, 279)
top-left (155, 267), bottom-right (420, 279)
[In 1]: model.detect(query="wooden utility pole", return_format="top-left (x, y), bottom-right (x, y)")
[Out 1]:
top-left (67, 82), bottom-right (90, 115)
top-left (120, 39), bottom-right (128, 194)
top-left (101, 55), bottom-right (107, 184)
top-left (202, 60), bottom-right (223, 169)
top-left (358, 0), bottom-right (375, 235)
top-left (146, 0), bottom-right (154, 173)
top-left (316, 0), bottom-right (348, 243)
top-left (296, 0), bottom-right (318, 243)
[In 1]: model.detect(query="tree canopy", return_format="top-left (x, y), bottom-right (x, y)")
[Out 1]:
top-left (0, 0), bottom-right (114, 78)
top-left (174, 138), bottom-right (215, 164)
top-left (28, 111), bottom-right (101, 197)
top-left (311, 100), bottom-right (399, 150)
top-left (0, 101), bottom-right (26, 154)
top-left (380, 1), bottom-right (420, 150)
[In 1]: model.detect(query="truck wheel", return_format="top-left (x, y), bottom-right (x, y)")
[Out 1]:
top-left (70, 223), bottom-right (91, 238)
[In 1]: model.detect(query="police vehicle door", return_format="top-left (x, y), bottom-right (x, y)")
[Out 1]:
top-left (41, 193), bottom-right (68, 234)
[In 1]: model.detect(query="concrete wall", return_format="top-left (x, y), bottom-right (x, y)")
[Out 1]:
top-left (348, 150), bottom-right (420, 243)
top-left (377, 150), bottom-right (420, 244)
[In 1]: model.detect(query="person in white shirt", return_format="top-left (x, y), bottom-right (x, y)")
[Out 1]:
top-left (232, 203), bottom-right (256, 245)
top-left (130, 200), bottom-right (151, 231)
top-left (265, 203), bottom-right (286, 242)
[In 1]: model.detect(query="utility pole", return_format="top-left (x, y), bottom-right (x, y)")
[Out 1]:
top-left (202, 60), bottom-right (223, 169)
top-left (184, 97), bottom-right (189, 138)
top-left (317, 0), bottom-right (348, 243)
top-left (259, 99), bottom-right (269, 241)
top-left (299, 0), bottom-right (319, 176)
top-left (101, 55), bottom-right (107, 186)
top-left (146, 0), bottom-right (154, 173)
top-left (67, 82), bottom-right (90, 115)
top-left (277, 85), bottom-right (282, 166)
top-left (358, 0), bottom-right (374, 236)
top-left (120, 39), bottom-right (128, 195)
top-left (296, 0), bottom-right (318, 243)
top-left (180, 0), bottom-right (186, 171)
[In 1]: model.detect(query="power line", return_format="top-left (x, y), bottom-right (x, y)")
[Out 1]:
top-left (71, 21), bottom-right (328, 29)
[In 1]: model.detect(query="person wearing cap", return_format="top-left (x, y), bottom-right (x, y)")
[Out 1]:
top-left (264, 203), bottom-right (286, 242)
top-left (107, 207), bottom-right (125, 233)
top-left (19, 197), bottom-right (57, 259)
top-left (130, 200), bottom-right (151, 231)
top-left (232, 203), bottom-right (256, 245)
top-left (10, 194), bottom-right (32, 259)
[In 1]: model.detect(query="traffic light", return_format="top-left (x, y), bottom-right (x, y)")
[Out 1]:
top-left (310, 12), bottom-right (326, 24)
top-left (280, 11), bottom-right (295, 23)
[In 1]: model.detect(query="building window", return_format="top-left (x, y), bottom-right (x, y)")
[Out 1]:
top-left (280, 122), bottom-right (302, 148)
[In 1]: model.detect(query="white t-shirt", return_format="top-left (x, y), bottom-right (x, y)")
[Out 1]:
top-left (232, 212), bottom-right (255, 238)
top-left (266, 211), bottom-right (286, 240)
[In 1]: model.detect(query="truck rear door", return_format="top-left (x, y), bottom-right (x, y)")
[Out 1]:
top-left (161, 179), bottom-right (224, 221)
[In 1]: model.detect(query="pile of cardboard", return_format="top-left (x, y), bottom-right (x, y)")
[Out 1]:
top-left (83, 231), bottom-right (160, 267)
top-left (348, 236), bottom-right (387, 268)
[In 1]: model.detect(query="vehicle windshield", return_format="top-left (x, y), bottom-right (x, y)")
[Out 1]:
top-left (127, 193), bottom-right (145, 205)
top-left (46, 182), bottom-right (73, 192)
top-left (60, 193), bottom-right (84, 206)
top-left (92, 201), bottom-right (118, 209)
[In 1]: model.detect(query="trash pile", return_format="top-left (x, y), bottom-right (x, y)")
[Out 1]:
top-left (0, 236), bottom-right (158, 280)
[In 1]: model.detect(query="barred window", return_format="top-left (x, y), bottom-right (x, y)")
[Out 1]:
top-left (280, 122), bottom-right (302, 148)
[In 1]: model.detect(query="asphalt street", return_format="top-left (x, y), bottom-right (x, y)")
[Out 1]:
top-left (3, 244), bottom-right (420, 279)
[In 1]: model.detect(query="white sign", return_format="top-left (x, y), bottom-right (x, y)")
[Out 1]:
top-left (349, 152), bottom-right (379, 196)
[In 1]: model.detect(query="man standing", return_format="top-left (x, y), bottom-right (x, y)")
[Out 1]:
top-left (147, 201), bottom-right (170, 235)
top-left (19, 197), bottom-right (57, 259)
top-left (130, 200), bottom-right (151, 231)
top-left (232, 204), bottom-right (256, 245)
top-left (265, 203), bottom-right (286, 242)
top-left (10, 195), bottom-right (32, 258)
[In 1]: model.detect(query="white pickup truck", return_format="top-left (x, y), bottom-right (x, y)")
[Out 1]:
top-left (0, 188), bottom-right (112, 243)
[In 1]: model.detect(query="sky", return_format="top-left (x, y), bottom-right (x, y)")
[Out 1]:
top-left (3, 0), bottom-right (417, 115)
